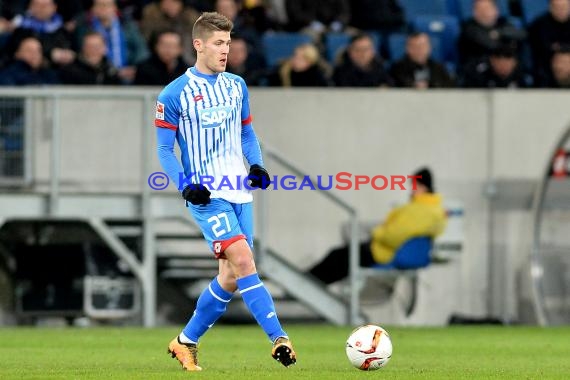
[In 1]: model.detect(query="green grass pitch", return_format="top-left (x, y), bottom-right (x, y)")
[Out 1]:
top-left (0, 325), bottom-right (569, 379)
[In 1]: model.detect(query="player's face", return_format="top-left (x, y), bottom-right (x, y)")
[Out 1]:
top-left (195, 31), bottom-right (231, 74)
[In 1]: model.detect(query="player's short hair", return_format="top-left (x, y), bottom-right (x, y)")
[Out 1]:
top-left (192, 12), bottom-right (233, 41)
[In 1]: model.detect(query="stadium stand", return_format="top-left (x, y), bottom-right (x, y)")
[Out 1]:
top-left (325, 32), bottom-right (352, 63)
top-left (324, 31), bottom-right (382, 63)
top-left (261, 32), bottom-right (313, 68)
top-left (520, 0), bottom-right (550, 25)
top-left (446, 0), bottom-right (460, 18)
top-left (398, 0), bottom-right (449, 21)
top-left (411, 15), bottom-right (461, 64)
top-left (387, 33), bottom-right (443, 63)
top-left (455, 0), bottom-right (511, 20)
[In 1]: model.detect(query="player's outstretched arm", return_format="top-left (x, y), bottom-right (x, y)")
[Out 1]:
top-left (242, 125), bottom-right (270, 189)
top-left (156, 127), bottom-right (184, 191)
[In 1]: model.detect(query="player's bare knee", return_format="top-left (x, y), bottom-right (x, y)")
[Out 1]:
top-left (224, 239), bottom-right (256, 276)
top-left (230, 255), bottom-right (257, 277)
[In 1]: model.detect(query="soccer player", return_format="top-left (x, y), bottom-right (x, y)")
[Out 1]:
top-left (155, 12), bottom-right (296, 371)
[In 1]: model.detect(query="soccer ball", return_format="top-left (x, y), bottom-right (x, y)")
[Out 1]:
top-left (345, 324), bottom-right (392, 371)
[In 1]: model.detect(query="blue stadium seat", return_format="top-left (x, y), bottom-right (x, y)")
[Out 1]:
top-left (455, 0), bottom-right (510, 20)
top-left (388, 33), bottom-right (443, 63)
top-left (324, 32), bottom-right (382, 63)
top-left (387, 33), bottom-right (407, 61)
top-left (261, 32), bottom-right (313, 68)
top-left (520, 0), bottom-right (549, 25)
top-left (372, 237), bottom-right (433, 270)
top-left (446, 0), bottom-right (460, 18)
top-left (411, 15), bottom-right (460, 63)
top-left (398, 0), bottom-right (448, 22)
top-left (325, 33), bottom-right (351, 62)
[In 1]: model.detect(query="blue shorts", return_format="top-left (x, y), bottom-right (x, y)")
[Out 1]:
top-left (187, 198), bottom-right (253, 258)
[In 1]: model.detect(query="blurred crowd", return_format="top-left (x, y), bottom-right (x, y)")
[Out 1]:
top-left (0, 0), bottom-right (568, 88)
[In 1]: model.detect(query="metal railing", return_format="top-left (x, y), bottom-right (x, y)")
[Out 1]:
top-left (0, 87), bottom-right (363, 325)
top-left (0, 87), bottom-right (158, 326)
top-left (260, 144), bottom-right (361, 324)
top-left (0, 96), bottom-right (31, 186)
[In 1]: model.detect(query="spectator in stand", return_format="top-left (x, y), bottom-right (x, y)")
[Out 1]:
top-left (134, 29), bottom-right (187, 85)
top-left (59, 31), bottom-right (121, 85)
top-left (0, 2), bottom-right (19, 59)
top-left (268, 42), bottom-right (331, 86)
top-left (240, 0), bottom-right (276, 34)
top-left (461, 45), bottom-right (530, 88)
top-left (140, 0), bottom-right (199, 65)
top-left (1, 0), bottom-right (82, 24)
top-left (74, 0), bottom-right (149, 83)
top-left (543, 47), bottom-right (570, 88)
top-left (458, 0), bottom-right (526, 69)
top-left (113, 0), bottom-right (146, 21)
top-left (185, 0), bottom-right (212, 12)
top-left (285, 0), bottom-right (350, 40)
top-left (349, 0), bottom-right (405, 35)
top-left (528, 0), bottom-right (570, 87)
top-left (226, 34), bottom-right (267, 86)
top-left (215, 0), bottom-right (262, 49)
top-left (55, 0), bottom-right (84, 24)
top-left (2, 0), bottom-right (76, 68)
top-left (389, 32), bottom-right (455, 89)
top-left (0, 36), bottom-right (60, 85)
top-left (332, 32), bottom-right (389, 87)
top-left (261, 0), bottom-right (289, 30)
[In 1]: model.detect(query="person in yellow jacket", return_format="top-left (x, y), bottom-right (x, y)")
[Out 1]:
top-left (308, 167), bottom-right (447, 284)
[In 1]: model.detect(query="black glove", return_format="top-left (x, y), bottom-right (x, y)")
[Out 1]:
top-left (182, 184), bottom-right (211, 205)
top-left (248, 164), bottom-right (270, 189)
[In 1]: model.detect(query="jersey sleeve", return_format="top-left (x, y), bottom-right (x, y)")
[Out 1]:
top-left (155, 89), bottom-right (184, 190)
top-left (156, 127), bottom-right (184, 191)
top-left (154, 90), bottom-right (179, 131)
top-left (241, 125), bottom-right (264, 167)
top-left (237, 77), bottom-right (264, 167)
top-left (237, 76), bottom-right (252, 126)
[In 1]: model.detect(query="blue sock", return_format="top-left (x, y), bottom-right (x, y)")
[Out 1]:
top-left (181, 277), bottom-right (233, 343)
top-left (237, 273), bottom-right (287, 342)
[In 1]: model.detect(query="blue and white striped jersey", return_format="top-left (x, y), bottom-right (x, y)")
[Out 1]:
top-left (155, 67), bottom-right (256, 203)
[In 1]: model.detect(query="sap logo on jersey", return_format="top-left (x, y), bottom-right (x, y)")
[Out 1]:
top-left (199, 106), bottom-right (232, 128)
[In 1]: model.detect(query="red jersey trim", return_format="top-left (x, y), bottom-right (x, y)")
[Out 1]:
top-left (155, 120), bottom-right (177, 130)
top-left (241, 115), bottom-right (253, 125)
top-left (213, 234), bottom-right (247, 259)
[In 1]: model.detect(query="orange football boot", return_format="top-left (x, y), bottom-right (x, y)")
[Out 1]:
top-left (167, 337), bottom-right (202, 371)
